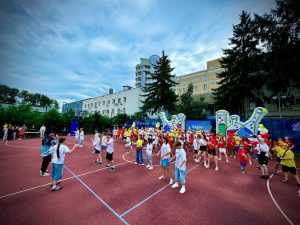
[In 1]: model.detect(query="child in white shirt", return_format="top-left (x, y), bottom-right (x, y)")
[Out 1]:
top-left (171, 142), bottom-right (187, 194)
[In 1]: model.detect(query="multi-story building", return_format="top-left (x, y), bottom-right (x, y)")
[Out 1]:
top-left (82, 86), bottom-right (143, 117)
top-left (135, 55), bottom-right (160, 88)
top-left (174, 58), bottom-right (223, 103)
top-left (62, 100), bottom-right (84, 116)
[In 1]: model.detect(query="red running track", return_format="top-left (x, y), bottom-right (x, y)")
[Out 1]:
top-left (0, 136), bottom-right (299, 225)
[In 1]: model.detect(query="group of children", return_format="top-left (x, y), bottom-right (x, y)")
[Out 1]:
top-left (38, 125), bottom-right (299, 193)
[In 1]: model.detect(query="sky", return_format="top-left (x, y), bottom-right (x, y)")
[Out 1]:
top-left (0, 0), bottom-right (275, 106)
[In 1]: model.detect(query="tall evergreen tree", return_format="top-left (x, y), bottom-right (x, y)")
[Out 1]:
top-left (254, 0), bottom-right (300, 97)
top-left (141, 51), bottom-right (178, 114)
top-left (214, 11), bottom-right (264, 116)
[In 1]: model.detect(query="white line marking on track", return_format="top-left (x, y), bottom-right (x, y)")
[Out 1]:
top-left (0, 161), bottom-right (129, 200)
top-left (65, 166), bottom-right (131, 225)
top-left (266, 174), bottom-right (295, 225)
top-left (120, 164), bottom-right (199, 217)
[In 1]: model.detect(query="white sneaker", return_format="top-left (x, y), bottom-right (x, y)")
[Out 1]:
top-left (218, 158), bottom-right (221, 161)
top-left (179, 186), bottom-right (186, 194)
top-left (169, 178), bottom-right (173, 185)
top-left (146, 164), bottom-right (150, 168)
top-left (171, 182), bottom-right (179, 188)
top-left (195, 159), bottom-right (200, 163)
top-left (148, 166), bottom-right (153, 170)
top-left (215, 167), bottom-right (219, 171)
top-left (40, 170), bottom-right (43, 176)
top-left (158, 175), bottom-right (164, 180)
top-left (42, 172), bottom-right (50, 176)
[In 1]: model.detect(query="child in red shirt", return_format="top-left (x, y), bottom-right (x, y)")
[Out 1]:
top-left (207, 135), bottom-right (219, 171)
top-left (238, 146), bottom-right (248, 173)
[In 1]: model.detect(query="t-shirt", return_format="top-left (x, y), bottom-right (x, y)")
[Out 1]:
top-left (175, 148), bottom-right (186, 171)
top-left (160, 143), bottom-right (171, 160)
top-left (101, 136), bottom-right (107, 146)
top-left (193, 139), bottom-right (199, 150)
top-left (199, 138), bottom-right (207, 146)
top-left (79, 131), bottom-right (84, 140)
top-left (238, 149), bottom-right (248, 163)
top-left (218, 139), bottom-right (226, 148)
top-left (280, 150), bottom-right (296, 168)
top-left (136, 139), bottom-right (143, 149)
top-left (93, 137), bottom-right (101, 150)
top-left (50, 144), bottom-right (70, 164)
top-left (256, 143), bottom-right (270, 157)
top-left (106, 138), bottom-right (114, 153)
top-left (146, 143), bottom-right (153, 154)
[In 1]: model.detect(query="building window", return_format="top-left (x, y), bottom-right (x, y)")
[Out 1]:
top-left (113, 99), bottom-right (115, 104)
top-left (123, 108), bottom-right (126, 113)
top-left (102, 101), bottom-right (105, 105)
top-left (123, 97), bottom-right (126, 103)
top-left (204, 83), bottom-right (208, 90)
top-left (118, 98), bottom-right (121, 103)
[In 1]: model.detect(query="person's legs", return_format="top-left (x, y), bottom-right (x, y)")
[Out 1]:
top-left (41, 155), bottom-right (52, 174)
top-left (214, 155), bottom-right (219, 171)
top-left (179, 169), bottom-right (186, 193)
top-left (135, 150), bottom-right (139, 164)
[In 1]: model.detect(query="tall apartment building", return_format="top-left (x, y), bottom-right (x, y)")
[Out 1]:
top-left (174, 58), bottom-right (223, 103)
top-left (135, 55), bottom-right (160, 88)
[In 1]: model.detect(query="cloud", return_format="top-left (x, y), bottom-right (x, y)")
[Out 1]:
top-left (0, 0), bottom-right (275, 106)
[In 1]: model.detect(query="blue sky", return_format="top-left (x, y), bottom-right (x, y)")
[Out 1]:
top-left (0, 0), bottom-right (275, 106)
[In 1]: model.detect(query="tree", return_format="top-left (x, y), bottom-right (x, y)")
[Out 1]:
top-left (254, 0), bottom-right (300, 98)
top-left (176, 84), bottom-right (208, 119)
top-left (0, 85), bottom-right (19, 104)
top-left (214, 11), bottom-right (264, 116)
top-left (141, 51), bottom-right (178, 114)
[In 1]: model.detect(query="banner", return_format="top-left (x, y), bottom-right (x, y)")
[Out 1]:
top-left (185, 120), bottom-right (212, 132)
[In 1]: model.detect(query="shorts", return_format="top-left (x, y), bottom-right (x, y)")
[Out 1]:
top-left (161, 159), bottom-right (170, 168)
top-left (200, 146), bottom-right (207, 152)
top-left (94, 148), bottom-right (100, 154)
top-left (106, 152), bottom-right (113, 161)
top-left (52, 163), bottom-right (64, 181)
top-left (219, 148), bottom-right (226, 154)
top-left (281, 165), bottom-right (297, 175)
top-left (258, 153), bottom-right (268, 165)
top-left (208, 148), bottom-right (216, 156)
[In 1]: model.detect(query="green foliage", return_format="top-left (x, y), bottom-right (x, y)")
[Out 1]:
top-left (213, 1), bottom-right (299, 116)
top-left (112, 113), bottom-right (129, 127)
top-left (0, 84), bottom-right (58, 108)
top-left (176, 84), bottom-right (208, 119)
top-left (79, 113), bottom-right (111, 133)
top-left (141, 51), bottom-right (178, 114)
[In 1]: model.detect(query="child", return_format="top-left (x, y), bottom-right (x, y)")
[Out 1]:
top-left (146, 138), bottom-right (154, 170)
top-left (218, 135), bottom-right (229, 163)
top-left (171, 142), bottom-right (187, 194)
top-left (238, 145), bottom-right (248, 173)
top-left (207, 135), bottom-right (219, 171)
top-left (40, 133), bottom-right (55, 176)
top-left (50, 138), bottom-right (78, 191)
top-left (279, 144), bottom-right (300, 186)
top-left (157, 137), bottom-right (173, 184)
top-left (193, 135), bottom-right (199, 162)
top-left (75, 128), bottom-right (80, 145)
top-left (256, 137), bottom-right (270, 179)
top-left (106, 133), bottom-right (115, 170)
top-left (135, 135), bottom-right (144, 165)
top-left (92, 131), bottom-right (102, 164)
top-left (101, 132), bottom-right (107, 152)
top-left (124, 136), bottom-right (131, 152)
top-left (79, 128), bottom-right (84, 147)
top-left (2, 124), bottom-right (8, 144)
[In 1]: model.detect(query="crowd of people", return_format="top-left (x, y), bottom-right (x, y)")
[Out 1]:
top-left (1, 124), bottom-right (27, 143)
top-left (2, 123), bottom-right (298, 194)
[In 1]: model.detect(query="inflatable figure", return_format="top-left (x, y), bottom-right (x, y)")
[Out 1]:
top-left (159, 112), bottom-right (186, 132)
top-left (216, 107), bottom-right (268, 137)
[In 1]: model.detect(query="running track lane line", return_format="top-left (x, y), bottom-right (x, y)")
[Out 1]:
top-left (120, 164), bottom-right (199, 217)
top-left (0, 161), bottom-right (130, 200)
top-left (267, 174), bottom-right (295, 225)
top-left (65, 165), bottom-right (131, 225)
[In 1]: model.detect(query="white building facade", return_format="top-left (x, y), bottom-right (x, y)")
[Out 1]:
top-left (82, 87), bottom-right (143, 117)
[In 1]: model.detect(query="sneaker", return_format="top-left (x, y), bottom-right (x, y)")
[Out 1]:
top-left (215, 167), bottom-right (219, 171)
top-left (40, 170), bottom-right (43, 176)
top-left (148, 166), bottom-right (154, 170)
top-left (241, 170), bottom-right (245, 174)
top-left (134, 162), bottom-right (138, 164)
top-left (169, 178), bottom-right (173, 185)
top-left (179, 186), bottom-right (186, 194)
top-left (146, 164), bottom-right (150, 168)
top-left (218, 158), bottom-right (221, 161)
top-left (51, 186), bottom-right (62, 192)
top-left (171, 182), bottom-right (179, 188)
top-left (42, 172), bottom-right (50, 176)
top-left (158, 175), bottom-right (164, 180)
top-left (140, 163), bottom-right (145, 166)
